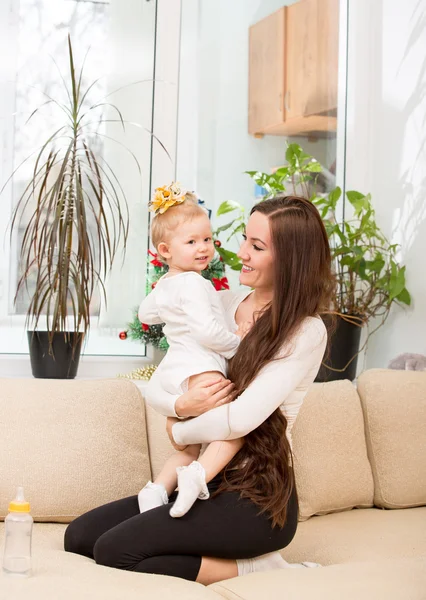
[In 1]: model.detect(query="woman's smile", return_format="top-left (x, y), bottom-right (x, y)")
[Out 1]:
top-left (241, 264), bottom-right (254, 273)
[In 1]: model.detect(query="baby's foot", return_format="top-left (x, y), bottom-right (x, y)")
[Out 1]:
top-left (169, 461), bottom-right (209, 518)
top-left (138, 481), bottom-right (168, 513)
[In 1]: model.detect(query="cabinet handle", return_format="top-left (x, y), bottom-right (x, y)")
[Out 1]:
top-left (284, 90), bottom-right (291, 112)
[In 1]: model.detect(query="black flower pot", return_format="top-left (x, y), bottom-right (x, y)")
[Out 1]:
top-left (27, 331), bottom-right (84, 379)
top-left (315, 315), bottom-right (363, 382)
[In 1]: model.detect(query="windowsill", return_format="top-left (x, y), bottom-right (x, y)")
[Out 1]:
top-left (0, 352), bottom-right (158, 379)
top-left (0, 324), bottom-right (146, 357)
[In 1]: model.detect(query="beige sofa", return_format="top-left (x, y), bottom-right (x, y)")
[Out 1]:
top-left (0, 369), bottom-right (425, 599)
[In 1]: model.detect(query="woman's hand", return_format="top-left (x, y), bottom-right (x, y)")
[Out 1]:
top-left (166, 417), bottom-right (188, 451)
top-left (174, 378), bottom-right (235, 418)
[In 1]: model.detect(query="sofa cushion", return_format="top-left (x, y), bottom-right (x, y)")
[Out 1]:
top-left (210, 557), bottom-right (426, 600)
top-left (144, 402), bottom-right (177, 480)
top-left (281, 506), bottom-right (426, 565)
top-left (357, 369), bottom-right (426, 508)
top-left (0, 523), bottom-right (218, 600)
top-left (292, 380), bottom-right (374, 520)
top-left (0, 378), bottom-right (150, 522)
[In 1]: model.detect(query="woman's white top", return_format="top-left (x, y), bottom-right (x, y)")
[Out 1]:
top-left (138, 272), bottom-right (240, 394)
top-left (144, 288), bottom-right (327, 449)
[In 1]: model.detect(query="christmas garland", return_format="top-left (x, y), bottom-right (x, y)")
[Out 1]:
top-left (120, 246), bottom-right (228, 351)
top-left (117, 364), bottom-right (158, 381)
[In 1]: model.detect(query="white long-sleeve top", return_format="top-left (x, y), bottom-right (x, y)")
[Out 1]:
top-left (138, 272), bottom-right (240, 395)
top-left (144, 288), bottom-right (327, 448)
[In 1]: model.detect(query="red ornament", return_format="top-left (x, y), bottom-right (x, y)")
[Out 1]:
top-left (141, 323), bottom-right (149, 332)
top-left (148, 249), bottom-right (164, 268)
top-left (212, 277), bottom-right (230, 291)
top-left (119, 331), bottom-right (127, 340)
top-left (214, 240), bottom-right (221, 247)
top-left (151, 281), bottom-right (157, 289)
top-left (151, 259), bottom-right (164, 267)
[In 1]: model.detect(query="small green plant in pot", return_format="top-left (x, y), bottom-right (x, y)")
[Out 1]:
top-left (4, 36), bottom-right (138, 379)
top-left (214, 144), bottom-right (411, 381)
top-left (310, 186), bottom-right (410, 380)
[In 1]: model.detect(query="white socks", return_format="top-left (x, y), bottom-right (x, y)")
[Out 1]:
top-left (236, 552), bottom-right (321, 576)
top-left (170, 461), bottom-right (210, 518)
top-left (138, 481), bottom-right (168, 513)
top-left (139, 462), bottom-right (210, 517)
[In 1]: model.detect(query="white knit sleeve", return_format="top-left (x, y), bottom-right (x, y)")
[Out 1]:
top-left (138, 290), bottom-right (163, 325)
top-left (180, 275), bottom-right (240, 359)
top-left (144, 369), bottom-right (179, 417)
top-left (172, 318), bottom-right (327, 445)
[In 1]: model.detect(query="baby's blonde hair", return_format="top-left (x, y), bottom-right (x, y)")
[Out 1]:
top-left (151, 192), bottom-right (208, 261)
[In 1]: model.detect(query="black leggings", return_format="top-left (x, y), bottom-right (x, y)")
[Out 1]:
top-left (64, 474), bottom-right (298, 581)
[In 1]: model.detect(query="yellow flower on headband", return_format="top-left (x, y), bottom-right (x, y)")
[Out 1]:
top-left (149, 182), bottom-right (187, 214)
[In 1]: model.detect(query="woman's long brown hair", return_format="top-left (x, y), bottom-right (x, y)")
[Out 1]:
top-left (213, 195), bottom-right (335, 528)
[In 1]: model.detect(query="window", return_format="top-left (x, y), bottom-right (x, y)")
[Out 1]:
top-left (0, 0), bottom-right (158, 356)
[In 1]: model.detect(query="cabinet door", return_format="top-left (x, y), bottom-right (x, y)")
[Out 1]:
top-left (285, 0), bottom-right (339, 121)
top-left (248, 7), bottom-right (285, 135)
top-left (315, 0), bottom-right (339, 115)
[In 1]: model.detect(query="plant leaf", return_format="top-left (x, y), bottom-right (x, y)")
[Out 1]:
top-left (389, 265), bottom-right (406, 301)
top-left (217, 200), bottom-right (243, 217)
top-left (396, 287), bottom-right (411, 305)
top-left (214, 220), bottom-right (235, 234)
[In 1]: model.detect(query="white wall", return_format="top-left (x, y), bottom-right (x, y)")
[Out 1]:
top-left (345, 0), bottom-right (426, 368)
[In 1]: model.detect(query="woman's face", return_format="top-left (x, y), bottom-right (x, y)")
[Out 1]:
top-left (237, 211), bottom-right (274, 290)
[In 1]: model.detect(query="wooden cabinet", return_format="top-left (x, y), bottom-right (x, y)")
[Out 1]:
top-left (248, 0), bottom-right (339, 137)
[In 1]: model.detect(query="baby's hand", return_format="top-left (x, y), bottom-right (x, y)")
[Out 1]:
top-left (236, 321), bottom-right (253, 339)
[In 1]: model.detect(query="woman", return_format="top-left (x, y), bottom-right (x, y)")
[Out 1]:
top-left (64, 195), bottom-right (334, 584)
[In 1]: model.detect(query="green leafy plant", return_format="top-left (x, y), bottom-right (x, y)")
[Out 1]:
top-left (313, 187), bottom-right (410, 324)
top-left (4, 36), bottom-right (147, 349)
top-left (214, 200), bottom-right (246, 270)
top-left (215, 143), bottom-right (411, 334)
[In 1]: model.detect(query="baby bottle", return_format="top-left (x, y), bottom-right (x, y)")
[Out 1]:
top-left (2, 487), bottom-right (33, 577)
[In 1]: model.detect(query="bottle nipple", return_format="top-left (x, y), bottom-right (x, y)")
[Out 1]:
top-left (9, 487), bottom-right (31, 513)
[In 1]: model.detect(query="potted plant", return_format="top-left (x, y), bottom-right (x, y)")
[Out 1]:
top-left (4, 37), bottom-right (135, 379)
top-left (214, 144), bottom-right (411, 381)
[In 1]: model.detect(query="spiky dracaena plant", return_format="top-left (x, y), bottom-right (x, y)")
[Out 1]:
top-left (7, 36), bottom-right (142, 349)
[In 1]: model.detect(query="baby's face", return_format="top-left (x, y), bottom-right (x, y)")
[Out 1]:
top-left (166, 214), bottom-right (215, 273)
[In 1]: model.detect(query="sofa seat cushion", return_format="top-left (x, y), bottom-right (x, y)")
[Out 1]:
top-left (357, 369), bottom-right (426, 509)
top-left (281, 507), bottom-right (426, 566)
top-left (209, 557), bottom-right (426, 600)
top-left (0, 378), bottom-right (151, 523)
top-left (0, 523), bottom-right (220, 600)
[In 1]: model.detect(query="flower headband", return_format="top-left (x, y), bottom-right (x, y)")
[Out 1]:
top-left (149, 182), bottom-right (187, 215)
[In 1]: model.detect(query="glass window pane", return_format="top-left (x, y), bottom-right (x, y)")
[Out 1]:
top-left (0, 0), bottom-right (157, 357)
